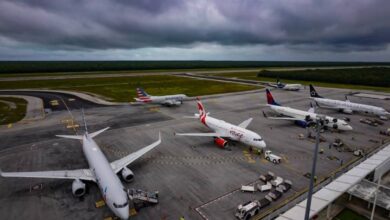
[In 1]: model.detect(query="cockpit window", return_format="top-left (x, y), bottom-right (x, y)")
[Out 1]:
top-left (253, 138), bottom-right (263, 141)
top-left (113, 201), bottom-right (128, 208)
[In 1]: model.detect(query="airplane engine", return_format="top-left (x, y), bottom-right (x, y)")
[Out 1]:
top-left (214, 137), bottom-right (228, 148)
top-left (343, 109), bottom-right (353, 114)
top-left (173, 100), bottom-right (182, 106)
top-left (72, 179), bottom-right (86, 197)
top-left (332, 124), bottom-right (338, 129)
top-left (294, 120), bottom-right (307, 128)
top-left (121, 167), bottom-right (134, 183)
top-left (333, 118), bottom-right (338, 123)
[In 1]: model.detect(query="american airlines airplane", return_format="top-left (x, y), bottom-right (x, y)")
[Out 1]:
top-left (134, 88), bottom-right (187, 106)
top-left (264, 89), bottom-right (353, 131)
top-left (310, 85), bottom-right (390, 119)
top-left (175, 98), bottom-right (266, 150)
top-left (268, 79), bottom-right (302, 91)
top-left (0, 115), bottom-right (161, 220)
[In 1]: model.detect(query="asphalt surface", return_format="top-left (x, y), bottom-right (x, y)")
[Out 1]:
top-left (0, 87), bottom-right (389, 220)
top-left (0, 91), bottom-right (101, 111)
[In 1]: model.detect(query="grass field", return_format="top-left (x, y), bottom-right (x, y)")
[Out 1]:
top-left (0, 75), bottom-right (259, 102)
top-left (334, 208), bottom-right (368, 220)
top-left (0, 97), bottom-right (27, 125)
top-left (207, 69), bottom-right (390, 92)
top-left (1, 61), bottom-right (387, 74)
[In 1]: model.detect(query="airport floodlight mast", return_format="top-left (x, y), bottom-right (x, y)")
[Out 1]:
top-left (304, 115), bottom-right (325, 220)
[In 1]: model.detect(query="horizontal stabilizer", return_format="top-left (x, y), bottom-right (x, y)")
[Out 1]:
top-left (89, 127), bottom-right (110, 138)
top-left (56, 135), bottom-right (83, 140)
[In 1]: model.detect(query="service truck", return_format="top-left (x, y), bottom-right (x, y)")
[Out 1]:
top-left (264, 150), bottom-right (281, 164)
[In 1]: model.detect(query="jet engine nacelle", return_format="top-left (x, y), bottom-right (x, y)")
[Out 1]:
top-left (72, 179), bottom-right (86, 197)
top-left (121, 167), bottom-right (134, 183)
top-left (332, 124), bottom-right (338, 129)
top-left (214, 137), bottom-right (228, 148)
top-left (342, 109), bottom-right (353, 114)
top-left (163, 100), bottom-right (182, 106)
top-left (294, 120), bottom-right (307, 128)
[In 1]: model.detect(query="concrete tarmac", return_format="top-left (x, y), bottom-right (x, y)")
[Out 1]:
top-left (0, 86), bottom-right (389, 220)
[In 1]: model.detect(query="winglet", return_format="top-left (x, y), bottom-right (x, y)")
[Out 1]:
top-left (308, 102), bottom-right (315, 113)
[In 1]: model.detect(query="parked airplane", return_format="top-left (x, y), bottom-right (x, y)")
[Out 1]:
top-left (134, 87), bottom-right (187, 106)
top-left (0, 112), bottom-right (161, 220)
top-left (175, 98), bottom-right (266, 151)
top-left (268, 79), bottom-right (302, 91)
top-left (309, 85), bottom-right (390, 119)
top-left (264, 89), bottom-right (352, 131)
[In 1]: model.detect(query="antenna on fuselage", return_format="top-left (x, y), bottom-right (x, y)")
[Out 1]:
top-left (81, 107), bottom-right (88, 134)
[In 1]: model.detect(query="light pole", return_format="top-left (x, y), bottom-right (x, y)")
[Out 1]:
top-left (304, 116), bottom-right (324, 220)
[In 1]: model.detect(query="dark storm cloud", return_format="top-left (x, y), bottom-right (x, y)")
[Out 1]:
top-left (0, 0), bottom-right (389, 52)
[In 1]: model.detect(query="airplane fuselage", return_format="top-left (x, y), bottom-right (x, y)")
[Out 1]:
top-left (281, 84), bottom-right (302, 91)
top-left (136, 94), bottom-right (186, 106)
top-left (314, 97), bottom-right (389, 117)
top-left (203, 116), bottom-right (266, 149)
top-left (82, 135), bottom-right (129, 219)
top-left (269, 105), bottom-right (353, 131)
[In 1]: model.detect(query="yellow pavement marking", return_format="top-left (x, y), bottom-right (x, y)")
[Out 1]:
top-left (243, 150), bottom-right (256, 163)
top-left (280, 154), bottom-right (289, 164)
top-left (7, 123), bottom-right (12, 128)
top-left (95, 200), bottom-right (106, 208)
top-left (129, 208), bottom-right (137, 216)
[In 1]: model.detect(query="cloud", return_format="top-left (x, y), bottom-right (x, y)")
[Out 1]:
top-left (0, 0), bottom-right (389, 60)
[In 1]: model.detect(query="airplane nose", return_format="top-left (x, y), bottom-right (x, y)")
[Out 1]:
top-left (116, 207), bottom-right (129, 220)
top-left (259, 141), bottom-right (266, 148)
top-left (345, 125), bottom-right (353, 131)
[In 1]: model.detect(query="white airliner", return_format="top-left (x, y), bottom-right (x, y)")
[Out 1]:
top-left (310, 85), bottom-right (390, 119)
top-left (0, 114), bottom-right (161, 220)
top-left (268, 79), bottom-right (302, 91)
top-left (175, 98), bottom-right (266, 150)
top-left (264, 89), bottom-right (353, 131)
top-left (134, 88), bottom-right (187, 106)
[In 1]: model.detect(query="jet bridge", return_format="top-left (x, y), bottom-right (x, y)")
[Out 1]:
top-left (275, 143), bottom-right (390, 220)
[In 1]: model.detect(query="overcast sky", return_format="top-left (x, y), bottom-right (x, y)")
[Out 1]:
top-left (0, 0), bottom-right (389, 61)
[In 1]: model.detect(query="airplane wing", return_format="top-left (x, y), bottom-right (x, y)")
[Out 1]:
top-left (174, 132), bottom-right (228, 137)
top-left (267, 83), bottom-right (278, 88)
top-left (266, 116), bottom-right (300, 121)
top-left (0, 169), bottom-right (96, 182)
top-left (238, 118), bottom-right (253, 129)
top-left (111, 132), bottom-right (161, 173)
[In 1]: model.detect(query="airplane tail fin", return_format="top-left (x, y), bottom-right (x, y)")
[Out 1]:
top-left (266, 89), bottom-right (280, 106)
top-left (81, 108), bottom-right (88, 134)
top-left (136, 88), bottom-right (150, 98)
top-left (196, 97), bottom-right (206, 117)
top-left (309, 85), bottom-right (323, 98)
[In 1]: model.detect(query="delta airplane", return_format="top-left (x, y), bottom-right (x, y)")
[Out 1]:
top-left (310, 85), bottom-right (390, 119)
top-left (134, 88), bottom-right (187, 106)
top-left (264, 89), bottom-right (353, 131)
top-left (175, 98), bottom-right (266, 150)
top-left (0, 112), bottom-right (161, 220)
top-left (268, 79), bottom-right (302, 91)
